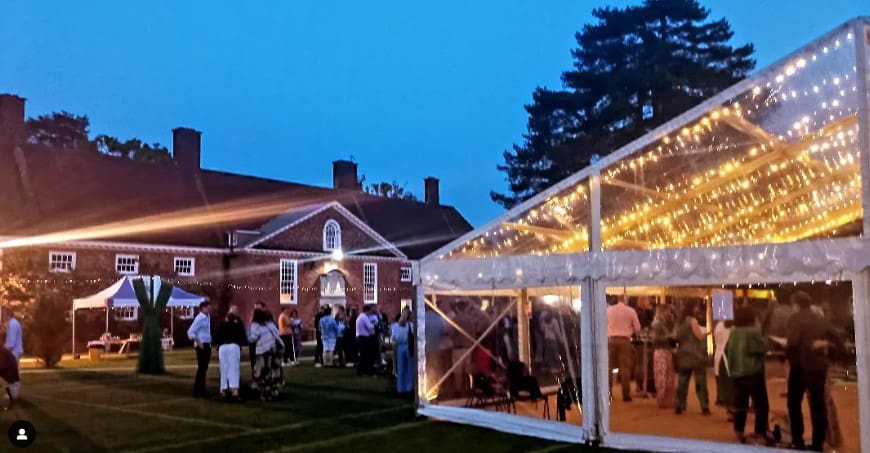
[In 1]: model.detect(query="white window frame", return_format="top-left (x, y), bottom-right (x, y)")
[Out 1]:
top-left (115, 306), bottom-right (137, 321)
top-left (400, 266), bottom-right (412, 282)
top-left (115, 254), bottom-right (139, 275)
top-left (173, 257), bottom-right (196, 277)
top-left (323, 219), bottom-right (342, 251)
top-left (279, 259), bottom-right (298, 304)
top-left (400, 298), bottom-right (412, 311)
top-left (48, 251), bottom-right (76, 273)
top-left (175, 306), bottom-right (196, 320)
top-left (363, 262), bottom-right (378, 304)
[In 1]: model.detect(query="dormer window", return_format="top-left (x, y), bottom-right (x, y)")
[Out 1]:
top-left (323, 220), bottom-right (341, 251)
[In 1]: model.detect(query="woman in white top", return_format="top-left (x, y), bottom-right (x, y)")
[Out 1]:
top-left (390, 307), bottom-right (414, 395)
top-left (248, 309), bottom-right (284, 401)
top-left (713, 319), bottom-right (735, 417)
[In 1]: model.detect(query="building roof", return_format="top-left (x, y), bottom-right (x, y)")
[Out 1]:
top-left (0, 144), bottom-right (472, 259)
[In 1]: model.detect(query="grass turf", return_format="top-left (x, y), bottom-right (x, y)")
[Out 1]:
top-left (4, 353), bottom-right (592, 453)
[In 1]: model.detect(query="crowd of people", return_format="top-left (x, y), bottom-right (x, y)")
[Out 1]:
top-left (187, 301), bottom-right (287, 402)
top-left (187, 300), bottom-right (417, 401)
top-left (608, 290), bottom-right (848, 452)
top-left (425, 297), bottom-right (581, 404)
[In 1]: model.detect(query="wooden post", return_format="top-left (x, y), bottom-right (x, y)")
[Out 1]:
top-left (518, 288), bottom-right (531, 369)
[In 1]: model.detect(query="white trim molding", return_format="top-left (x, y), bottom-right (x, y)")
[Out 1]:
top-left (244, 201), bottom-right (407, 259)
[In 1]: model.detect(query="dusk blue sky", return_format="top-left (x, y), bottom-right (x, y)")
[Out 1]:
top-left (1, 1), bottom-right (865, 226)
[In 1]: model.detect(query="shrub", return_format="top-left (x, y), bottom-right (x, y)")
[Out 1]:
top-left (24, 295), bottom-right (71, 368)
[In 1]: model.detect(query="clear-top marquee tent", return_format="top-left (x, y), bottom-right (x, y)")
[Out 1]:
top-left (415, 17), bottom-right (870, 453)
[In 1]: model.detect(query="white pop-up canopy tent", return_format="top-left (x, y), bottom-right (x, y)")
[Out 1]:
top-left (415, 17), bottom-right (870, 453)
top-left (72, 276), bottom-right (206, 354)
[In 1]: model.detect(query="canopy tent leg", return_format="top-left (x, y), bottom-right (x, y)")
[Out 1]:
top-left (105, 308), bottom-right (109, 335)
top-left (71, 308), bottom-right (76, 358)
top-left (170, 307), bottom-right (174, 338)
top-left (517, 288), bottom-right (531, 371)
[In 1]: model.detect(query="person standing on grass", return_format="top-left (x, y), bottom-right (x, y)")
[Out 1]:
top-left (334, 306), bottom-right (347, 367)
top-left (356, 305), bottom-right (376, 376)
top-left (249, 308), bottom-right (284, 401)
top-left (278, 307), bottom-right (294, 365)
top-left (319, 306), bottom-right (338, 367)
top-left (187, 301), bottom-right (212, 398)
top-left (725, 306), bottom-right (772, 445)
top-left (345, 306), bottom-right (358, 367)
top-left (314, 305), bottom-right (327, 368)
top-left (290, 309), bottom-right (303, 365)
top-left (4, 309), bottom-right (23, 362)
top-left (391, 307), bottom-right (414, 396)
top-left (786, 291), bottom-right (843, 451)
top-left (674, 299), bottom-right (711, 415)
top-left (606, 296), bottom-right (640, 402)
top-left (215, 305), bottom-right (246, 402)
top-left (250, 301), bottom-right (267, 374)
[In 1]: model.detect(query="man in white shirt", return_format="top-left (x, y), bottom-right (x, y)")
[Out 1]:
top-left (187, 302), bottom-right (212, 398)
top-left (5, 310), bottom-right (24, 362)
top-left (607, 297), bottom-right (641, 402)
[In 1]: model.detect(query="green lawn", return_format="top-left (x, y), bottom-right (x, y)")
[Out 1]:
top-left (5, 355), bottom-right (585, 453)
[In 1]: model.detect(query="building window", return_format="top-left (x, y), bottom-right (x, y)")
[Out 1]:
top-left (49, 251), bottom-right (76, 273)
top-left (363, 263), bottom-right (377, 304)
top-left (400, 266), bottom-right (412, 282)
top-left (175, 306), bottom-right (195, 320)
top-left (115, 307), bottom-right (137, 321)
top-left (115, 254), bottom-right (139, 275)
top-left (174, 257), bottom-right (195, 277)
top-left (323, 219), bottom-right (341, 251)
top-left (280, 259), bottom-right (298, 304)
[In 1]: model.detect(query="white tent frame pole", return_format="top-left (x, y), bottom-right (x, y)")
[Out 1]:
top-left (579, 277), bottom-right (596, 439)
top-left (851, 269), bottom-right (870, 452)
top-left (591, 279), bottom-right (610, 439)
top-left (853, 21), bottom-right (870, 452)
top-left (105, 308), bottom-right (109, 335)
top-left (415, 282), bottom-right (426, 407)
top-left (71, 308), bottom-right (75, 358)
top-left (855, 20), bottom-right (870, 235)
top-left (517, 288), bottom-right (530, 369)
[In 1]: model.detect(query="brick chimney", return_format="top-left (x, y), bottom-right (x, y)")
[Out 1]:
top-left (0, 94), bottom-right (26, 145)
top-left (424, 177), bottom-right (440, 206)
top-left (333, 160), bottom-right (359, 190)
top-left (173, 127), bottom-right (201, 170)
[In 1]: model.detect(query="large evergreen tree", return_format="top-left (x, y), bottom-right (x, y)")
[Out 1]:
top-left (492, 0), bottom-right (755, 208)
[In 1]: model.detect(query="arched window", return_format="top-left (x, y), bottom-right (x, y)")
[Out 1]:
top-left (323, 219), bottom-right (341, 251)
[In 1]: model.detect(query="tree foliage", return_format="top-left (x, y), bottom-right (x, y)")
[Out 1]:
top-left (0, 254), bottom-right (73, 368)
top-left (492, 0), bottom-right (755, 208)
top-left (359, 175), bottom-right (418, 200)
top-left (26, 111), bottom-right (171, 163)
top-left (26, 111), bottom-right (91, 150)
top-left (94, 135), bottom-right (171, 163)
top-left (365, 181), bottom-right (418, 200)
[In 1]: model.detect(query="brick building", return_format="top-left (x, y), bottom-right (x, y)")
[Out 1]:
top-left (0, 93), bottom-right (472, 349)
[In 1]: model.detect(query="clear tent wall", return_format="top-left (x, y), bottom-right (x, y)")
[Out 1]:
top-left (416, 17), bottom-right (870, 453)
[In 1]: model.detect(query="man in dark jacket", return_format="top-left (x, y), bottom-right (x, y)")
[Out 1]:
top-left (786, 291), bottom-right (842, 451)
